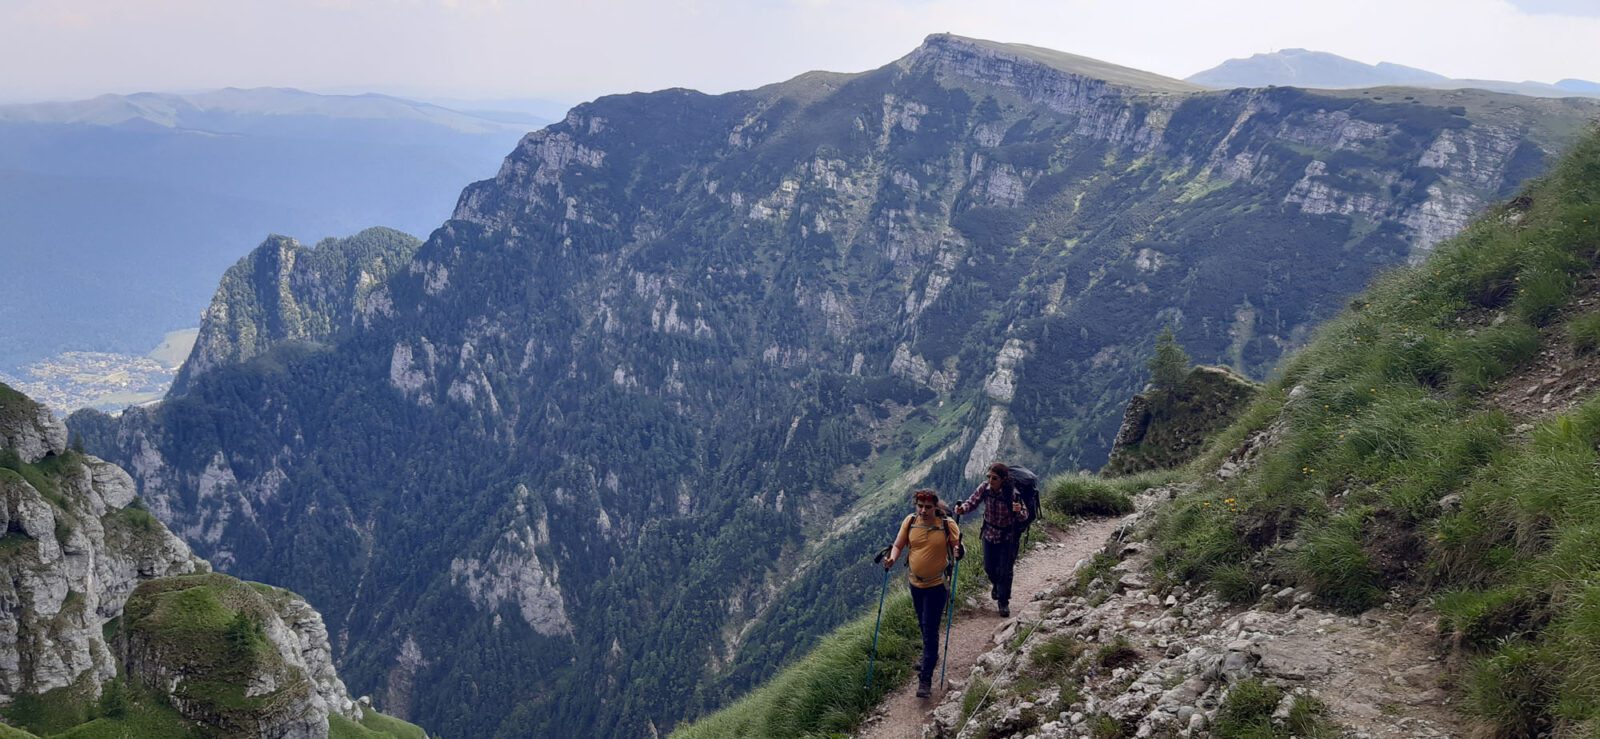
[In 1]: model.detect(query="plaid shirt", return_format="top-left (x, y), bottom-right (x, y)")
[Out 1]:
top-left (954, 482), bottom-right (1029, 543)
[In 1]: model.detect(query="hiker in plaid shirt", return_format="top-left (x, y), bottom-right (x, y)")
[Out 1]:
top-left (954, 462), bottom-right (1029, 618)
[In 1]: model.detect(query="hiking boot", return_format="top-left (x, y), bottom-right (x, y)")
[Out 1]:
top-left (990, 585), bottom-right (998, 601)
top-left (998, 603), bottom-right (1010, 618)
top-left (916, 679), bottom-right (932, 698)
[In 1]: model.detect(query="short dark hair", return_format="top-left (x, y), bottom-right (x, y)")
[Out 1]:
top-left (913, 489), bottom-right (948, 516)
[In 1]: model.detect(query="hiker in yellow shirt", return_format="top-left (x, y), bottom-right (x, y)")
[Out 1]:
top-left (883, 489), bottom-right (961, 697)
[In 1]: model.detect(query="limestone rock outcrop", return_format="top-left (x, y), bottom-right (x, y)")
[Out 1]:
top-left (0, 383), bottom-right (399, 737)
top-left (171, 227), bottom-right (422, 395)
top-left (0, 383), bottom-right (206, 704)
top-left (0, 385), bottom-right (68, 464)
top-left (120, 573), bottom-right (362, 739)
top-left (1104, 365), bottom-right (1258, 476)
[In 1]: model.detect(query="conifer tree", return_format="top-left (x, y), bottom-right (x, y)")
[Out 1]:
top-left (1147, 325), bottom-right (1189, 392)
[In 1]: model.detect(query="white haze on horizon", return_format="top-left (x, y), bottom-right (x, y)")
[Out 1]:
top-left (2, 0), bottom-right (1598, 106)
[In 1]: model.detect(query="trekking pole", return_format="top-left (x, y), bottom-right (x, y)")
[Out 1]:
top-left (865, 546), bottom-right (893, 691)
top-left (939, 514), bottom-right (962, 689)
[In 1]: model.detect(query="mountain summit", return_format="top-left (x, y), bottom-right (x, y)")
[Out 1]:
top-left (1187, 48), bottom-right (1446, 89)
top-left (74, 34), bottom-right (1600, 737)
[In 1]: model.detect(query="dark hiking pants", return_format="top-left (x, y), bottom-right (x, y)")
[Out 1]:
top-left (984, 536), bottom-right (1021, 607)
top-left (910, 583), bottom-right (948, 685)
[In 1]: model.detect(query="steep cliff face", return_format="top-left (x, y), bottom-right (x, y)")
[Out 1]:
top-left (0, 384), bottom-right (204, 705)
top-left (0, 383), bottom-right (418, 738)
top-left (72, 34), bottom-right (1600, 737)
top-left (170, 227), bottom-right (422, 396)
top-left (0, 387), bottom-right (67, 465)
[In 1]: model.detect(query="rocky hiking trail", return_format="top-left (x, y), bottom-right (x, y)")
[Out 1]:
top-left (856, 516), bottom-right (1124, 739)
top-left (853, 491), bottom-right (1465, 738)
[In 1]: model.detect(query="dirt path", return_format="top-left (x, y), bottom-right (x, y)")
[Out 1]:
top-left (854, 516), bottom-right (1126, 739)
top-left (1253, 607), bottom-right (1462, 737)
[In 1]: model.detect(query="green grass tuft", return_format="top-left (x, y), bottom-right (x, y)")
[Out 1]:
top-left (1047, 475), bottom-right (1135, 516)
top-left (1029, 634), bottom-right (1084, 675)
top-left (1210, 563), bottom-right (1264, 605)
top-left (1463, 641), bottom-right (1558, 737)
top-left (1568, 312), bottom-right (1600, 355)
top-left (1445, 322), bottom-right (1541, 392)
top-left (1294, 512), bottom-right (1383, 613)
top-left (961, 676), bottom-right (991, 725)
top-left (673, 590), bottom-right (922, 738)
top-left (1211, 679), bottom-right (1282, 738)
top-left (1088, 713), bottom-right (1125, 738)
top-left (1094, 636), bottom-right (1140, 670)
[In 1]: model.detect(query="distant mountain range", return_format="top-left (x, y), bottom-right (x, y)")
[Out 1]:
top-left (70, 33), bottom-right (1600, 737)
top-left (0, 87), bottom-right (545, 371)
top-left (0, 87), bottom-right (528, 133)
top-left (1188, 48), bottom-right (1600, 98)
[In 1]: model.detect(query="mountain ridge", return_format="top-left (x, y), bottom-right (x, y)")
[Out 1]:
top-left (0, 87), bottom-right (532, 135)
top-left (1188, 48), bottom-right (1600, 99)
top-left (72, 34), bottom-right (1600, 737)
top-left (169, 227), bottom-right (422, 396)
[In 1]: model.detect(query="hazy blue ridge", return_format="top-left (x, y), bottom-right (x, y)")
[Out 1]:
top-left (0, 88), bottom-right (532, 370)
top-left (70, 34), bottom-right (1600, 738)
top-left (1188, 48), bottom-right (1600, 99)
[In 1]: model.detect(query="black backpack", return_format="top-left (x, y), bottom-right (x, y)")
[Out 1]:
top-left (1008, 466), bottom-right (1041, 537)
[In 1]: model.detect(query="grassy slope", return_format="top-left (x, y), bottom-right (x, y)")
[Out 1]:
top-left (949, 35), bottom-right (1203, 93)
top-left (680, 125), bottom-right (1600, 737)
top-left (1148, 125), bottom-right (1600, 735)
top-left (675, 519), bottom-right (998, 739)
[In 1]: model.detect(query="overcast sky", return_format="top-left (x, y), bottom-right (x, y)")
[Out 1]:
top-left (3, 0), bottom-right (1598, 106)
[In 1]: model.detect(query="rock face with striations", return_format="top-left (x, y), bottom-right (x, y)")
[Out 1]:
top-left (0, 383), bottom-right (206, 704)
top-left (0, 385), bottom-right (68, 464)
top-left (71, 34), bottom-right (1600, 737)
top-left (0, 383), bottom-right (395, 737)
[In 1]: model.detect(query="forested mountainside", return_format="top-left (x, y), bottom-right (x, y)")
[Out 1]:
top-left (680, 123), bottom-right (1600, 739)
top-left (0, 383), bottom-right (423, 738)
top-left (70, 33), bottom-right (1600, 737)
top-left (169, 227), bottom-right (422, 395)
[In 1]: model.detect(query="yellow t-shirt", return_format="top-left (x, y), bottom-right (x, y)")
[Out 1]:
top-left (898, 515), bottom-right (960, 588)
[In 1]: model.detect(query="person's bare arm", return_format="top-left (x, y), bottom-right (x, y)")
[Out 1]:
top-left (885, 518), bottom-right (912, 568)
top-left (954, 484), bottom-right (985, 516)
